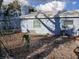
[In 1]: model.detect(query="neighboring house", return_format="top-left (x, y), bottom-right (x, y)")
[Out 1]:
top-left (21, 10), bottom-right (79, 36)
top-left (60, 10), bottom-right (79, 36)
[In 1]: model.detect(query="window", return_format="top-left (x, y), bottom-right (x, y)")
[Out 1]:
top-left (33, 20), bottom-right (41, 28)
top-left (64, 20), bottom-right (73, 25)
top-left (62, 20), bottom-right (73, 29)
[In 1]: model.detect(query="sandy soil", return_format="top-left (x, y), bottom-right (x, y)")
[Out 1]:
top-left (0, 33), bottom-right (78, 59)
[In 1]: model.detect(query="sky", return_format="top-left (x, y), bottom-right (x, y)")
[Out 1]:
top-left (29, 0), bottom-right (79, 10)
top-left (2, 0), bottom-right (79, 10)
top-left (35, 1), bottom-right (65, 11)
top-left (3, 0), bottom-right (29, 5)
top-left (3, 0), bottom-right (15, 5)
top-left (64, 1), bottom-right (79, 10)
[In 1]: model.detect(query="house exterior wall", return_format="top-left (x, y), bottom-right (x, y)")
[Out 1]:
top-left (21, 19), bottom-right (53, 35)
top-left (73, 19), bottom-right (79, 36)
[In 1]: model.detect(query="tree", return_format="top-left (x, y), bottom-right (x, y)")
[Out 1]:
top-left (12, 0), bottom-right (21, 11)
top-left (29, 6), bottom-right (37, 13)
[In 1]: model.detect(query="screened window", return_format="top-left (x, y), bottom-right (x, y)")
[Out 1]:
top-left (33, 20), bottom-right (41, 28)
top-left (64, 20), bottom-right (73, 25)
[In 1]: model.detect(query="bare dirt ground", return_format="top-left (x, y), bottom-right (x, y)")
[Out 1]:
top-left (27, 36), bottom-right (77, 59)
top-left (0, 33), bottom-right (78, 59)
